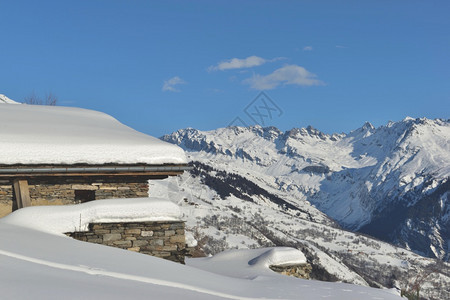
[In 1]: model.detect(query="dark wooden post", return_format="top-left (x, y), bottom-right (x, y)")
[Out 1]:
top-left (13, 179), bottom-right (31, 209)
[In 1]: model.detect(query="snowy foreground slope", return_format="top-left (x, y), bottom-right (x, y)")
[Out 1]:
top-left (0, 200), bottom-right (401, 300)
top-left (162, 119), bottom-right (450, 261)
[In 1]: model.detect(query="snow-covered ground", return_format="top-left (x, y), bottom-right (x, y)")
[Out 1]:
top-left (0, 99), bottom-right (186, 165)
top-left (150, 174), bottom-right (450, 299)
top-left (0, 199), bottom-right (402, 299)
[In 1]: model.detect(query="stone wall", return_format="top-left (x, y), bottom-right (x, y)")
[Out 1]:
top-left (269, 264), bottom-right (312, 279)
top-left (0, 176), bottom-right (149, 217)
top-left (0, 184), bottom-right (14, 217)
top-left (67, 221), bottom-right (186, 264)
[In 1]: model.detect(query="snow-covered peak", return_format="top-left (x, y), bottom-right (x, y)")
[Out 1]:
top-left (362, 121), bottom-right (375, 131)
top-left (347, 121), bottom-right (376, 140)
top-left (0, 94), bottom-right (20, 104)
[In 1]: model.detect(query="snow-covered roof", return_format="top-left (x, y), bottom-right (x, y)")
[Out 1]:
top-left (0, 101), bottom-right (187, 165)
top-left (1, 197), bottom-right (182, 234)
top-left (0, 94), bottom-right (20, 104)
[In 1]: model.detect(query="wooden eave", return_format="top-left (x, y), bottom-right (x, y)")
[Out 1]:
top-left (0, 164), bottom-right (191, 178)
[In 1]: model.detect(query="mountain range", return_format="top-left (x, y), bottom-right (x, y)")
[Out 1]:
top-left (162, 117), bottom-right (449, 261)
top-left (157, 117), bottom-right (449, 299)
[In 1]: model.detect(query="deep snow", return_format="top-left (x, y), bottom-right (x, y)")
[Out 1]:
top-left (0, 200), bottom-right (402, 299)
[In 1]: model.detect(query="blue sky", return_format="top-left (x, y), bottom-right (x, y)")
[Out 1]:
top-left (1, 1), bottom-right (449, 137)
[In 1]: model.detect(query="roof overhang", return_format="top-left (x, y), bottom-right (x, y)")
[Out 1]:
top-left (0, 164), bottom-right (192, 178)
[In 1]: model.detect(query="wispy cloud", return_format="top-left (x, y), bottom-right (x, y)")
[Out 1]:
top-left (162, 76), bottom-right (186, 92)
top-left (243, 65), bottom-right (324, 90)
top-left (303, 46), bottom-right (313, 51)
top-left (208, 56), bottom-right (284, 72)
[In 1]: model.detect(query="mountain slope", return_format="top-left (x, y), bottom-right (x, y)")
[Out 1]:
top-left (162, 118), bottom-right (450, 261)
top-left (150, 164), bottom-right (449, 300)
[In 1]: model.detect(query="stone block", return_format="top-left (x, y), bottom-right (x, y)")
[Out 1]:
top-left (141, 230), bottom-right (154, 237)
top-left (162, 245), bottom-right (178, 251)
top-left (103, 233), bottom-right (122, 242)
top-left (170, 223), bottom-right (183, 230)
top-left (165, 230), bottom-right (176, 237)
top-left (135, 192), bottom-right (148, 197)
top-left (150, 239), bottom-right (164, 246)
top-left (170, 235), bottom-right (186, 244)
top-left (93, 229), bottom-right (111, 234)
top-left (125, 228), bottom-right (141, 235)
top-left (133, 240), bottom-right (149, 247)
top-left (99, 186), bottom-right (118, 190)
top-left (71, 184), bottom-right (98, 190)
top-left (128, 247), bottom-right (140, 252)
top-left (113, 240), bottom-right (132, 247)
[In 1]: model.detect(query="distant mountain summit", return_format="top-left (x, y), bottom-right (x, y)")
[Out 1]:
top-left (163, 118), bottom-right (450, 261)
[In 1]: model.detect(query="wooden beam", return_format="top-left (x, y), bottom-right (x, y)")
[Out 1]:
top-left (0, 171), bottom-right (182, 178)
top-left (13, 179), bottom-right (31, 209)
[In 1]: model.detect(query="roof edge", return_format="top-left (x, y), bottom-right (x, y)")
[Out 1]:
top-left (0, 164), bottom-right (192, 177)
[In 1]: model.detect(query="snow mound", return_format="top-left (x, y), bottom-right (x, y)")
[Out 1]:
top-left (248, 247), bottom-right (307, 267)
top-left (0, 197), bottom-right (182, 234)
top-left (185, 231), bottom-right (198, 247)
top-left (0, 104), bottom-right (187, 165)
top-left (187, 247), bottom-right (306, 280)
top-left (0, 94), bottom-right (20, 104)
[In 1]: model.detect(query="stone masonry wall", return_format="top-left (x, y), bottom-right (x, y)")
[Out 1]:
top-left (67, 221), bottom-right (186, 264)
top-left (0, 184), bottom-right (14, 217)
top-left (269, 264), bottom-right (312, 279)
top-left (0, 176), bottom-right (149, 217)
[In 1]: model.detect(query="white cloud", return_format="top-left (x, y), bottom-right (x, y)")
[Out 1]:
top-left (243, 65), bottom-right (324, 90)
top-left (303, 46), bottom-right (313, 51)
top-left (208, 56), bottom-right (285, 72)
top-left (162, 76), bottom-right (186, 92)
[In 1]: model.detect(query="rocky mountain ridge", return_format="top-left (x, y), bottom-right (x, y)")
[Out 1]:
top-left (162, 117), bottom-right (450, 261)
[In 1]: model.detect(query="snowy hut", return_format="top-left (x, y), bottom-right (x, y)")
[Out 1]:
top-left (0, 95), bottom-right (188, 217)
